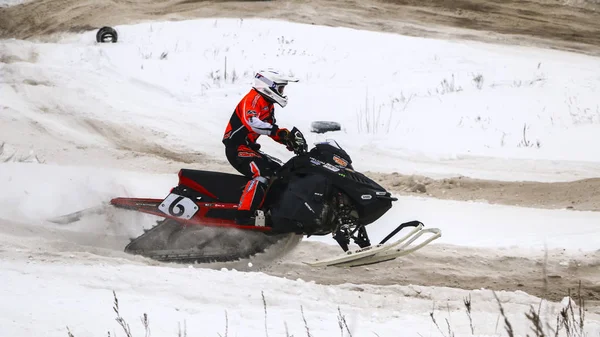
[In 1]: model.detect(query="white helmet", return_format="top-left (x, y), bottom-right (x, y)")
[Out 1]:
top-left (253, 70), bottom-right (299, 107)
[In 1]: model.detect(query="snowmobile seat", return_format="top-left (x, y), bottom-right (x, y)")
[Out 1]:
top-left (178, 169), bottom-right (250, 203)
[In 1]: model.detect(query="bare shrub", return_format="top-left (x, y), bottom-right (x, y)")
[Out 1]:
top-left (356, 91), bottom-right (414, 134)
top-left (437, 74), bottom-right (463, 95)
top-left (517, 124), bottom-right (541, 149)
top-left (472, 73), bottom-right (484, 90)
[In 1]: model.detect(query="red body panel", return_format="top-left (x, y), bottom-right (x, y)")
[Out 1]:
top-left (110, 197), bottom-right (272, 232)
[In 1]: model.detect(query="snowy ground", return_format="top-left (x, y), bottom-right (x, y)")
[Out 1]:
top-left (2, 252), bottom-right (593, 337)
top-left (1, 15), bottom-right (600, 337)
top-left (2, 253), bottom-right (596, 337)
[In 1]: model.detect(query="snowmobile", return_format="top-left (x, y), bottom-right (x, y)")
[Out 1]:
top-left (49, 128), bottom-right (440, 267)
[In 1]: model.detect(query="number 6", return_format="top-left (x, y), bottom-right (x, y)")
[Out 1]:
top-left (158, 193), bottom-right (199, 220)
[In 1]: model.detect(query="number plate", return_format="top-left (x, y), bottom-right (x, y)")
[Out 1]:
top-left (158, 193), bottom-right (199, 220)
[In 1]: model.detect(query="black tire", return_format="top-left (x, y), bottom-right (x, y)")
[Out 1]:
top-left (96, 26), bottom-right (118, 43)
top-left (310, 121), bottom-right (341, 134)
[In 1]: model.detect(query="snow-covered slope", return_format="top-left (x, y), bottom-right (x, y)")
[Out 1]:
top-left (1, 18), bottom-right (599, 337)
top-left (2, 19), bottom-right (600, 180)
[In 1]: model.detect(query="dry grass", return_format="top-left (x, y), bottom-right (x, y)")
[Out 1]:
top-left (427, 282), bottom-right (590, 337)
top-left (67, 284), bottom-right (592, 337)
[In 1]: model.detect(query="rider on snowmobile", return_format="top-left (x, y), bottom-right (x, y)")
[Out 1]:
top-left (222, 70), bottom-right (304, 226)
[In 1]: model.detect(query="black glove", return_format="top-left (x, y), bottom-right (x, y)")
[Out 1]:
top-left (288, 128), bottom-right (307, 154)
top-left (274, 128), bottom-right (294, 151)
top-left (275, 128), bottom-right (291, 140)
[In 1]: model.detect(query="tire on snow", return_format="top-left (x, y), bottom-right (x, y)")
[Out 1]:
top-left (310, 121), bottom-right (341, 134)
top-left (96, 26), bottom-right (118, 43)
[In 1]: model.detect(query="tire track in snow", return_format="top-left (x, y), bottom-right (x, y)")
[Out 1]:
top-left (261, 241), bottom-right (600, 308)
top-left (367, 171), bottom-right (600, 212)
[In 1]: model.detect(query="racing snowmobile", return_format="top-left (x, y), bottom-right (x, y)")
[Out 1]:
top-left (49, 128), bottom-right (440, 267)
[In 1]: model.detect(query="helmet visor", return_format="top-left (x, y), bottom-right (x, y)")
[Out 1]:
top-left (277, 84), bottom-right (285, 94)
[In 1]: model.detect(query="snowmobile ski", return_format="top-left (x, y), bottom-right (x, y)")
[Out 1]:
top-left (304, 221), bottom-right (441, 267)
top-left (302, 239), bottom-right (397, 267)
top-left (325, 227), bottom-right (441, 267)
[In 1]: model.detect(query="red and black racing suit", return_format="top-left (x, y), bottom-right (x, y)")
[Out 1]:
top-left (222, 89), bottom-right (290, 219)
